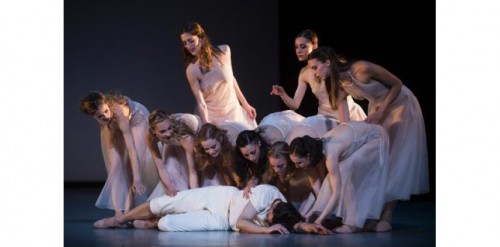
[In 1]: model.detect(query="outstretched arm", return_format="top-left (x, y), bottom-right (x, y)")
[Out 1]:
top-left (186, 66), bottom-right (210, 123)
top-left (179, 136), bottom-right (199, 189)
top-left (271, 70), bottom-right (308, 110)
top-left (114, 106), bottom-right (145, 195)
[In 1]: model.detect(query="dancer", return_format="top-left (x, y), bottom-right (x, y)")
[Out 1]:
top-left (194, 123), bottom-right (238, 186)
top-left (181, 21), bottom-right (257, 129)
top-left (308, 46), bottom-right (429, 231)
top-left (289, 122), bottom-right (390, 233)
top-left (233, 129), bottom-right (270, 198)
top-left (80, 91), bottom-right (158, 227)
top-left (263, 141), bottom-right (315, 216)
top-left (146, 110), bottom-right (201, 198)
top-left (94, 184), bottom-right (332, 234)
top-left (270, 29), bottom-right (366, 121)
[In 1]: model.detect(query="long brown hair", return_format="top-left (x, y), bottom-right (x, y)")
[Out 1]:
top-left (307, 46), bottom-right (347, 110)
top-left (263, 141), bottom-right (295, 184)
top-left (79, 91), bottom-right (129, 116)
top-left (194, 123), bottom-right (234, 172)
top-left (181, 22), bottom-right (223, 73)
top-left (148, 110), bottom-right (196, 139)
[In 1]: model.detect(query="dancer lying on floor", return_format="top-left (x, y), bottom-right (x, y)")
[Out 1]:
top-left (94, 184), bottom-right (332, 234)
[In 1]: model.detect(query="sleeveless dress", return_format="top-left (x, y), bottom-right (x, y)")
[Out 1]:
top-left (311, 122), bottom-right (390, 228)
top-left (194, 45), bottom-right (257, 130)
top-left (285, 114), bottom-right (339, 144)
top-left (147, 114), bottom-right (202, 200)
top-left (258, 110), bottom-right (305, 145)
top-left (96, 100), bottom-right (159, 211)
top-left (309, 77), bottom-right (367, 121)
top-left (343, 71), bottom-right (429, 201)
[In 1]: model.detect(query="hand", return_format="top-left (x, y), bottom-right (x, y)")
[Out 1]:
top-left (364, 111), bottom-right (383, 124)
top-left (266, 223), bottom-right (290, 234)
top-left (297, 222), bottom-right (333, 235)
top-left (132, 180), bottom-right (146, 195)
top-left (270, 85), bottom-right (285, 96)
top-left (164, 185), bottom-right (178, 197)
top-left (243, 184), bottom-right (253, 199)
top-left (243, 104), bottom-right (257, 120)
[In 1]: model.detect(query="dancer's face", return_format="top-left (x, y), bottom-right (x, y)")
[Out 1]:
top-left (180, 33), bottom-right (202, 56)
top-left (93, 103), bottom-right (112, 125)
top-left (153, 119), bottom-right (173, 143)
top-left (268, 156), bottom-right (288, 177)
top-left (308, 58), bottom-right (330, 81)
top-left (201, 138), bottom-right (222, 158)
top-left (290, 153), bottom-right (311, 169)
top-left (239, 143), bottom-right (261, 163)
top-left (295, 37), bottom-right (315, 62)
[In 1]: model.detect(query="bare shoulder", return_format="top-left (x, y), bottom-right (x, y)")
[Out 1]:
top-left (349, 60), bottom-right (376, 83)
top-left (350, 60), bottom-right (372, 74)
top-left (298, 66), bottom-right (314, 84)
top-left (218, 44), bottom-right (230, 54)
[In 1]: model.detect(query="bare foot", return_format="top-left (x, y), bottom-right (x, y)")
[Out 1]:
top-left (133, 219), bottom-right (158, 229)
top-left (93, 216), bottom-right (128, 229)
top-left (362, 220), bottom-right (378, 232)
top-left (321, 217), bottom-right (343, 229)
top-left (374, 221), bottom-right (392, 232)
top-left (334, 224), bottom-right (360, 233)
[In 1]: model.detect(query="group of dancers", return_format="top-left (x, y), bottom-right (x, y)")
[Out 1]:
top-left (79, 22), bottom-right (429, 234)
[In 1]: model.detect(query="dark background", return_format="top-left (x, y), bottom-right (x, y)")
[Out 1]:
top-left (65, 0), bottom-right (435, 200)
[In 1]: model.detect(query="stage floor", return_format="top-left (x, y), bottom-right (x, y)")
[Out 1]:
top-left (64, 186), bottom-right (435, 247)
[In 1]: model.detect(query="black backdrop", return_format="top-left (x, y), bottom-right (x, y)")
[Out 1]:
top-left (65, 0), bottom-right (435, 201)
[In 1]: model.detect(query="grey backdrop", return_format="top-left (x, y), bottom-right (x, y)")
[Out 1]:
top-left (65, 0), bottom-right (279, 181)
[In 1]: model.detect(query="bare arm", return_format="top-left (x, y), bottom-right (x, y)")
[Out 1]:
top-left (186, 65), bottom-right (210, 123)
top-left (233, 77), bottom-right (257, 120)
top-left (145, 132), bottom-right (178, 196)
top-left (271, 68), bottom-right (309, 110)
top-left (314, 155), bottom-right (341, 225)
top-left (236, 201), bottom-right (289, 234)
top-left (337, 88), bottom-right (351, 123)
top-left (179, 136), bottom-right (199, 189)
top-left (355, 61), bottom-right (402, 124)
top-left (114, 106), bottom-right (145, 195)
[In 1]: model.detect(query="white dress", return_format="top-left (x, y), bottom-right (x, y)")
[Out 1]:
top-left (310, 122), bottom-right (390, 228)
top-left (343, 72), bottom-right (429, 201)
top-left (309, 75), bottom-right (367, 121)
top-left (285, 114), bottom-right (339, 144)
top-left (147, 113), bottom-right (202, 200)
top-left (95, 100), bottom-right (159, 211)
top-left (258, 110), bottom-right (305, 145)
top-left (193, 45), bottom-right (258, 130)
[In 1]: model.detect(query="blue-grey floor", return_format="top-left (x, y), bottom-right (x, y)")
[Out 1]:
top-left (65, 186), bottom-right (435, 247)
